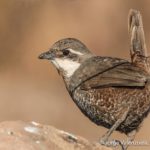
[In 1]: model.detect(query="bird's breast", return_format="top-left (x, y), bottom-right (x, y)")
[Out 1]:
top-left (71, 86), bottom-right (150, 134)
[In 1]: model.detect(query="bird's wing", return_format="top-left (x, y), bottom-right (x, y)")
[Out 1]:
top-left (70, 57), bottom-right (148, 91)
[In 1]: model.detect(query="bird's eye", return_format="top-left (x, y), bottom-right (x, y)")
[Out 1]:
top-left (62, 49), bottom-right (70, 56)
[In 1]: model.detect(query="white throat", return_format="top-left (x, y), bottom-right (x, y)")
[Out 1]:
top-left (51, 58), bottom-right (81, 77)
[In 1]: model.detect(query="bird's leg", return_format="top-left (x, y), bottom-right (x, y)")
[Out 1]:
top-left (100, 107), bottom-right (129, 146)
top-left (122, 130), bottom-right (137, 150)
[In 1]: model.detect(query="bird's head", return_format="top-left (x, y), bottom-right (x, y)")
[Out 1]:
top-left (39, 38), bottom-right (93, 78)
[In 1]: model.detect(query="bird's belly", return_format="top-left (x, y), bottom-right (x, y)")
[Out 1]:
top-left (72, 86), bottom-right (150, 134)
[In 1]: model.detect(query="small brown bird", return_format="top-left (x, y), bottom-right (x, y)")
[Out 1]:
top-left (39, 9), bottom-right (150, 150)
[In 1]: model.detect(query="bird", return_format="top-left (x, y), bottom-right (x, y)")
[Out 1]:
top-left (38, 9), bottom-right (150, 150)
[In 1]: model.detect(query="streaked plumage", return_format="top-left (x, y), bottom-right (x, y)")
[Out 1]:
top-left (39, 9), bottom-right (150, 149)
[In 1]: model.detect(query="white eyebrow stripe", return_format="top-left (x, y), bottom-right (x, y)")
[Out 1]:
top-left (68, 48), bottom-right (83, 55)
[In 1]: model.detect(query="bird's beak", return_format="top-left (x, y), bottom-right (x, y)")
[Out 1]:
top-left (38, 50), bottom-right (54, 60)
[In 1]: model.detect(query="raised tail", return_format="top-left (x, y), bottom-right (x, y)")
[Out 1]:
top-left (128, 9), bottom-right (147, 58)
top-left (128, 9), bottom-right (149, 71)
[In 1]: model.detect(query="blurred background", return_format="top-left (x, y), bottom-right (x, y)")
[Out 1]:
top-left (0, 0), bottom-right (150, 149)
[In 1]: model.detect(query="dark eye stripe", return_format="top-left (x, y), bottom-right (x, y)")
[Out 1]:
top-left (62, 49), bottom-right (70, 56)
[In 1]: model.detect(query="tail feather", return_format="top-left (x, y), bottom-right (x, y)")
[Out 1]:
top-left (128, 9), bottom-right (149, 71)
top-left (128, 9), bottom-right (147, 57)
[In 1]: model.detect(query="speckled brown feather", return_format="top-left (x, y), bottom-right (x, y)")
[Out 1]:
top-left (39, 9), bottom-right (150, 149)
top-left (68, 57), bottom-right (150, 134)
top-left (66, 10), bottom-right (150, 135)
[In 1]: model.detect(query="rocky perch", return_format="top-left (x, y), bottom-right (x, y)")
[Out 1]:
top-left (0, 121), bottom-right (112, 150)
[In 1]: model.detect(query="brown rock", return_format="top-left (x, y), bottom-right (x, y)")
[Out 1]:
top-left (0, 121), bottom-right (111, 150)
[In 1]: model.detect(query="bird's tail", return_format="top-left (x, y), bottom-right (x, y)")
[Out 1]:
top-left (128, 9), bottom-right (147, 58)
top-left (128, 9), bottom-right (149, 71)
